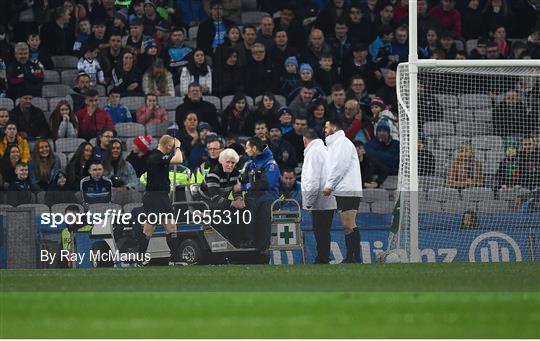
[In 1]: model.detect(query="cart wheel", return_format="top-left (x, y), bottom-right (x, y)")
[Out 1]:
top-left (179, 239), bottom-right (207, 265)
top-left (91, 241), bottom-right (114, 268)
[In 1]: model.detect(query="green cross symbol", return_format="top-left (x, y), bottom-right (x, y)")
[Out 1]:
top-left (280, 226), bottom-right (294, 244)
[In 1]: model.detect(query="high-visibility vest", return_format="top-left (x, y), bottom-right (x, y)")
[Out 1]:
top-left (115, 0), bottom-right (132, 7)
top-left (139, 167), bottom-right (193, 191)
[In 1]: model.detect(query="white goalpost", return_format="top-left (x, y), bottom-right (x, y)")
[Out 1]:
top-left (392, 0), bottom-right (540, 263)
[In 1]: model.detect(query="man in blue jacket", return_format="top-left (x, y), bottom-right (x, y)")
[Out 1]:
top-left (365, 124), bottom-right (400, 175)
top-left (240, 137), bottom-right (281, 258)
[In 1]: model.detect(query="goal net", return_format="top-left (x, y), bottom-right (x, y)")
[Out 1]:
top-left (394, 61), bottom-right (540, 263)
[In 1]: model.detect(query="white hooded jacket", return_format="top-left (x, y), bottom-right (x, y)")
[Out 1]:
top-left (301, 138), bottom-right (337, 210)
top-left (324, 130), bottom-right (363, 197)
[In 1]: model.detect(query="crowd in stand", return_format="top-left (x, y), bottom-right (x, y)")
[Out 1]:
top-left (0, 0), bottom-right (538, 209)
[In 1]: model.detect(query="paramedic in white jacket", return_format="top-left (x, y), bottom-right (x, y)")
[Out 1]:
top-left (301, 128), bottom-right (337, 264)
top-left (323, 119), bottom-right (363, 263)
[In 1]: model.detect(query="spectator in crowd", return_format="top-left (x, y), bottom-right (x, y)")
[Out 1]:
top-left (268, 29), bottom-right (297, 75)
top-left (112, 51), bottom-right (143, 96)
top-left (178, 111), bottom-right (199, 158)
top-left (284, 115), bottom-right (308, 163)
top-left (49, 100), bottom-right (79, 140)
top-left (93, 128), bottom-right (115, 161)
top-left (278, 107), bottom-right (294, 135)
top-left (273, 4), bottom-right (306, 51)
top-left (482, 0), bottom-right (513, 37)
top-left (87, 18), bottom-right (108, 50)
top-left (268, 124), bottom-right (298, 170)
top-left (78, 40), bottom-right (105, 87)
top-left (28, 138), bottom-right (61, 190)
top-left (376, 2), bottom-right (395, 28)
top-left (256, 15), bottom-right (275, 49)
top-left (493, 26), bottom-right (511, 58)
top-left (65, 141), bottom-right (93, 190)
top-left (136, 93), bottom-right (167, 125)
top-left (102, 138), bottom-right (138, 191)
top-left (485, 40), bottom-right (503, 59)
top-left (164, 26), bottom-right (192, 84)
top-left (370, 24), bottom-right (394, 67)
top-left (365, 124), bottom-right (400, 175)
top-left (0, 145), bottom-right (22, 187)
top-left (7, 162), bottom-right (38, 206)
top-left (126, 135), bottom-right (152, 178)
top-left (44, 170), bottom-right (78, 207)
top-left (315, 0), bottom-right (350, 36)
top-left (346, 75), bottom-right (371, 111)
top-left (429, 0), bottom-right (462, 39)
top-left (221, 93), bottom-right (251, 136)
top-left (212, 47), bottom-right (244, 97)
top-left (175, 82), bottom-right (219, 132)
top-left (10, 94), bottom-right (50, 139)
top-left (300, 29), bottom-right (332, 69)
top-left (420, 28), bottom-right (441, 59)
top-left (71, 73), bottom-right (92, 112)
top-left (244, 43), bottom-right (280, 98)
top-left (142, 0), bottom-right (161, 35)
top-left (279, 167), bottom-right (302, 202)
top-left (315, 53), bottom-right (340, 95)
top-left (460, 210), bottom-right (480, 228)
top-left (0, 122), bottom-right (30, 163)
top-left (469, 37), bottom-right (488, 59)
top-left (0, 108), bottom-right (9, 139)
top-left (73, 17), bottom-right (92, 56)
top-left (323, 119), bottom-right (363, 263)
top-left (342, 99), bottom-right (374, 142)
top-left (152, 21), bottom-right (171, 55)
top-left (80, 159), bottom-right (113, 205)
top-left (514, 136), bottom-right (540, 190)
top-left (104, 90), bottom-right (133, 124)
top-left (493, 89), bottom-right (531, 138)
top-left (527, 23), bottom-right (540, 59)
top-left (416, 0), bottom-right (441, 45)
top-left (326, 84), bottom-right (347, 120)
top-left (301, 127), bottom-right (336, 264)
top-left (497, 140), bottom-right (521, 188)
top-left (439, 31), bottom-right (458, 59)
top-left (197, 1), bottom-right (234, 56)
top-left (27, 33), bottom-right (53, 70)
top-left (280, 56), bottom-right (301, 97)
top-left (447, 143), bottom-right (484, 189)
top-left (241, 137), bottom-right (281, 258)
top-left (341, 42), bottom-right (379, 93)
top-left (76, 89), bottom-right (114, 140)
top-left (176, 0), bottom-right (207, 28)
top-left (214, 25), bottom-right (243, 64)
top-left (307, 98), bottom-right (330, 138)
top-left (190, 135), bottom-right (224, 182)
top-left (7, 42), bottom-right (44, 100)
top-left (253, 121), bottom-right (269, 143)
top-left (390, 25), bottom-right (409, 63)
top-left (123, 18), bottom-right (147, 57)
top-left (289, 85), bottom-right (315, 118)
top-left (137, 39), bottom-right (160, 75)
top-left (180, 48), bottom-right (213, 96)
top-left (246, 92), bottom-right (280, 133)
top-left (142, 58), bottom-right (175, 96)
top-left (393, 0), bottom-right (408, 26)
top-left (327, 20), bottom-right (355, 70)
top-left (355, 140), bottom-right (388, 188)
top-left (376, 68), bottom-right (398, 114)
top-left (235, 25), bottom-right (257, 67)
top-left (370, 97), bottom-right (399, 141)
top-left (40, 6), bottom-right (74, 56)
top-left (348, 4), bottom-right (375, 45)
top-left (461, 0), bottom-right (483, 40)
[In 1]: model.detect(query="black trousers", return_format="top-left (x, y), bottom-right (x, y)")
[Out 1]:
top-left (312, 210), bottom-right (334, 264)
top-left (247, 199), bottom-right (273, 251)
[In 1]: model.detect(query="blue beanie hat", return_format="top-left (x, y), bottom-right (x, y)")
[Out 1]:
top-left (285, 56), bottom-right (298, 68)
top-left (299, 63), bottom-right (313, 74)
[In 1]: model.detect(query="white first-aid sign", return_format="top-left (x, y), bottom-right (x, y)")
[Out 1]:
top-left (277, 223), bottom-right (296, 245)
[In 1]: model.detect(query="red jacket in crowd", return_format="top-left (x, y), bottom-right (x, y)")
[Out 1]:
top-left (75, 106), bottom-right (114, 139)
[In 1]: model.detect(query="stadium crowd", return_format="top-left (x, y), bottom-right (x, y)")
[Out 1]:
top-left (0, 0), bottom-right (538, 217)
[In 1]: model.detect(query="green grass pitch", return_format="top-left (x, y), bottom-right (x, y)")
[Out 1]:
top-left (1, 262), bottom-right (539, 338)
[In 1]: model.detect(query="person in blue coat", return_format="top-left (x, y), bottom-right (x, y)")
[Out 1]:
top-left (364, 124), bottom-right (400, 175)
top-left (240, 137), bottom-right (281, 258)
